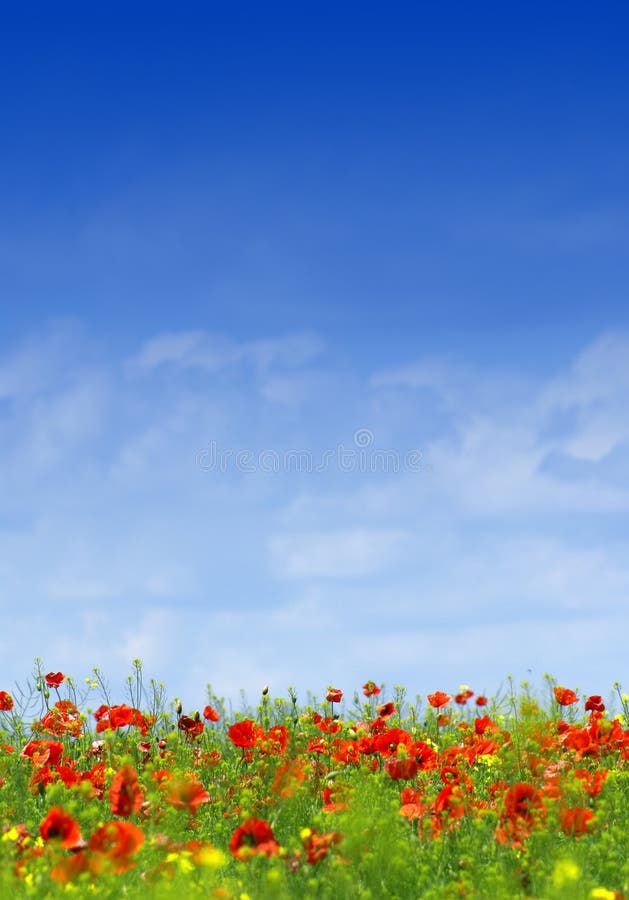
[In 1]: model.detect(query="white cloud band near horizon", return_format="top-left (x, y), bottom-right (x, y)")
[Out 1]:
top-left (1, 322), bottom-right (629, 705)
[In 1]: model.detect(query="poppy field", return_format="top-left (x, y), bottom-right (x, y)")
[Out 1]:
top-left (1, 662), bottom-right (629, 898)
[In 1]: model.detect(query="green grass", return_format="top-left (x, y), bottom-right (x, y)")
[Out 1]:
top-left (0, 663), bottom-right (628, 899)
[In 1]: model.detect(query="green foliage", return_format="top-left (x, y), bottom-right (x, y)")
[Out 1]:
top-left (0, 665), bottom-right (627, 898)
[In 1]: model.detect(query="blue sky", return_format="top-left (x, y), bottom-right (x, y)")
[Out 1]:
top-left (1, 6), bottom-right (629, 707)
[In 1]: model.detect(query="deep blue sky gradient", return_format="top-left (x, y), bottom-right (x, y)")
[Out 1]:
top-left (2, 6), bottom-right (628, 365)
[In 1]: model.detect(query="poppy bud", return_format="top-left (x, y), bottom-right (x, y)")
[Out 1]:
top-left (176, 700), bottom-right (183, 716)
top-left (262, 685), bottom-right (269, 696)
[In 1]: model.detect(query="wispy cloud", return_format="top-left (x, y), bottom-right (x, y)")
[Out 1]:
top-left (269, 528), bottom-right (411, 579)
top-left (130, 330), bottom-right (323, 377)
top-left (1, 324), bottom-right (629, 699)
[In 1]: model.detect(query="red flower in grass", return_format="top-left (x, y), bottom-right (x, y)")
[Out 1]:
top-left (503, 782), bottom-right (545, 823)
top-left (203, 705), bottom-right (220, 722)
top-left (475, 695), bottom-right (488, 707)
top-left (301, 828), bottom-right (343, 864)
top-left (36, 700), bottom-right (83, 739)
top-left (362, 681), bottom-right (381, 698)
top-left (432, 784), bottom-right (466, 835)
top-left (50, 851), bottom-right (89, 884)
top-left (110, 764), bottom-right (144, 817)
top-left (377, 702), bottom-right (396, 719)
top-left (95, 704), bottom-right (151, 736)
top-left (427, 691), bottom-right (451, 709)
top-left (585, 695), bottom-right (605, 713)
top-left (495, 782), bottom-right (546, 849)
top-left (263, 724), bottom-right (290, 756)
top-left (228, 719), bottom-right (264, 749)
top-left (385, 757), bottom-right (418, 781)
top-left (554, 687), bottom-right (579, 706)
top-left (560, 807), bottom-right (595, 836)
top-left (178, 715), bottom-right (204, 739)
top-left (89, 820), bottom-right (144, 873)
top-left (475, 715), bottom-right (500, 735)
top-left (0, 691), bottom-right (14, 711)
top-left (408, 740), bottom-right (438, 771)
top-left (272, 758), bottom-right (308, 799)
top-left (373, 727), bottom-right (413, 756)
top-left (21, 739), bottom-right (64, 767)
top-left (455, 689), bottom-right (474, 705)
top-left (322, 783), bottom-right (351, 812)
top-left (229, 817), bottom-right (279, 860)
top-left (574, 767), bottom-right (608, 797)
top-left (166, 776), bottom-right (210, 814)
top-left (39, 806), bottom-right (83, 849)
top-left (314, 713), bottom-right (343, 735)
top-left (45, 672), bottom-right (66, 689)
top-left (561, 726), bottom-right (597, 759)
top-left (399, 787), bottom-right (427, 821)
top-left (331, 737), bottom-right (361, 765)
top-left (326, 688), bottom-right (343, 704)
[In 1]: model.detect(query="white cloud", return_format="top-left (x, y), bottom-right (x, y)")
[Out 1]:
top-left (129, 329), bottom-right (323, 375)
top-left (269, 528), bottom-right (411, 579)
top-left (2, 324), bottom-right (629, 701)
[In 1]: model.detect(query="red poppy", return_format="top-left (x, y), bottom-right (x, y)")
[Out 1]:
top-left (272, 758), bottom-right (308, 799)
top-left (39, 806), bottom-right (83, 849)
top-left (263, 724), bottom-right (290, 755)
top-left (0, 690), bottom-right (14, 711)
top-left (585, 695), bottom-right (605, 712)
top-left (560, 807), bottom-right (594, 836)
top-left (454, 689), bottom-right (474, 705)
top-left (475, 695), bottom-right (488, 707)
top-left (89, 820), bottom-right (144, 873)
top-left (50, 851), bottom-right (89, 884)
top-left (326, 688), bottom-right (343, 704)
top-left (373, 727), bottom-right (413, 756)
top-left (362, 681), bottom-right (381, 698)
top-left (503, 782), bottom-right (545, 824)
top-left (573, 767), bottom-right (608, 797)
top-left (301, 828), bottom-right (343, 864)
top-left (331, 737), bottom-right (361, 765)
top-left (35, 700), bottom-right (83, 739)
top-left (432, 784), bottom-right (466, 834)
top-left (400, 787), bottom-right (427, 821)
top-left (475, 715), bottom-right (500, 735)
top-left (314, 714), bottom-right (343, 735)
top-left (385, 757), bottom-right (419, 781)
top-left (408, 740), bottom-right (438, 771)
top-left (428, 691), bottom-right (452, 709)
top-left (82, 762), bottom-right (106, 800)
top-left (178, 715), bottom-right (204, 738)
top-left (21, 739), bottom-right (64, 767)
top-left (561, 726), bottom-right (596, 758)
top-left (229, 817), bottom-right (279, 860)
top-left (554, 687), bottom-right (579, 706)
top-left (110, 764), bottom-right (144, 817)
top-left (203, 705), bottom-right (220, 722)
top-left (228, 719), bottom-right (264, 749)
top-left (45, 672), bottom-right (66, 689)
top-left (377, 702), bottom-right (396, 718)
top-left (95, 704), bottom-right (151, 736)
top-left (322, 783), bottom-right (351, 812)
top-left (495, 782), bottom-right (546, 849)
top-left (166, 776), bottom-right (210, 813)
